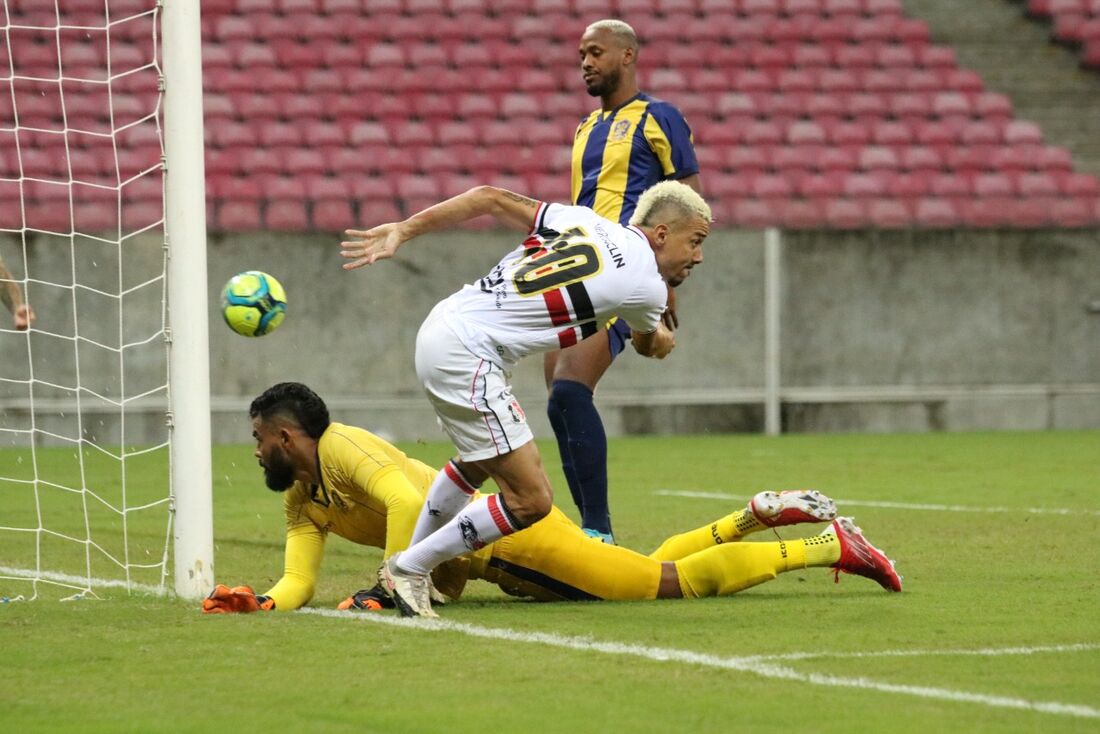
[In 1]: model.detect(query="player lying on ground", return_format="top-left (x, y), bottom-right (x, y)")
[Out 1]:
top-left (202, 383), bottom-right (901, 614)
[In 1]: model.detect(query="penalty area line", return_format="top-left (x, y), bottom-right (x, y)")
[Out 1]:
top-left (298, 608), bottom-right (1100, 721)
top-left (654, 490), bottom-right (1100, 517)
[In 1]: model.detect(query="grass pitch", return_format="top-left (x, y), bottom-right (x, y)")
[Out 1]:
top-left (2, 431), bottom-right (1099, 733)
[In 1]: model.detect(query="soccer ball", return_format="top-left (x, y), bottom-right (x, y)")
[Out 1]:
top-left (221, 271), bottom-right (287, 337)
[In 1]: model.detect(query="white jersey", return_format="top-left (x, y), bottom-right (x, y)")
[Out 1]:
top-left (437, 203), bottom-right (667, 366)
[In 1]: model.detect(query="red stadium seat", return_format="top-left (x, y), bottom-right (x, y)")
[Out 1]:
top-left (973, 172), bottom-right (1015, 197)
top-left (730, 199), bottom-right (783, 228)
top-left (779, 198), bottom-right (826, 228)
top-left (888, 171), bottom-right (933, 199)
top-left (724, 146), bottom-right (772, 173)
top-left (959, 120), bottom-right (1001, 146)
top-left (867, 198), bottom-right (913, 227)
top-left (1058, 171), bottom-right (1100, 196)
top-left (216, 201), bottom-right (263, 231)
top-left (824, 198), bottom-right (867, 228)
top-left (929, 172), bottom-right (971, 197)
top-left (899, 146), bottom-right (943, 172)
top-left (1003, 120), bottom-right (1043, 145)
top-left (1016, 172), bottom-right (1060, 197)
top-left (1050, 197), bottom-right (1098, 226)
top-left (818, 146), bottom-right (859, 172)
top-left (913, 197), bottom-right (960, 227)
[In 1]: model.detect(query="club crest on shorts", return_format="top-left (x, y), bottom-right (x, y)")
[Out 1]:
top-left (610, 119), bottom-right (632, 141)
top-left (508, 399), bottom-right (526, 424)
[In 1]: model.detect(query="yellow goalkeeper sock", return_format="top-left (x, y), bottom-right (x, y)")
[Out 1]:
top-left (649, 509), bottom-right (764, 561)
top-left (674, 535), bottom-right (840, 598)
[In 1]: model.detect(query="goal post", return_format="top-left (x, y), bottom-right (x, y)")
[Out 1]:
top-left (162, 0), bottom-right (214, 600)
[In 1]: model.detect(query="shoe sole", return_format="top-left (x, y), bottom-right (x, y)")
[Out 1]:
top-left (752, 490), bottom-right (838, 527)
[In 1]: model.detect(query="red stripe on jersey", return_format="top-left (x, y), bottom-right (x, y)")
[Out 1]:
top-left (529, 201), bottom-right (548, 234)
top-left (487, 494), bottom-right (516, 535)
top-left (444, 461), bottom-right (477, 495)
top-left (557, 328), bottom-right (578, 348)
top-left (542, 289), bottom-right (571, 326)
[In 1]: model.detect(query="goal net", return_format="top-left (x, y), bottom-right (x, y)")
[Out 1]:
top-left (0, 0), bottom-right (212, 601)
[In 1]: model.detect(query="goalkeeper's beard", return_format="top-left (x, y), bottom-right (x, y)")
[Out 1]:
top-left (261, 450), bottom-right (295, 492)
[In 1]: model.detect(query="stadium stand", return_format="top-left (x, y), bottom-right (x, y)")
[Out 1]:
top-left (1025, 0), bottom-right (1100, 69)
top-left (3, 0), bottom-right (1100, 229)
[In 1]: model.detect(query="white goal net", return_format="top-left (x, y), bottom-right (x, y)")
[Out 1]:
top-left (0, 0), bottom-right (211, 601)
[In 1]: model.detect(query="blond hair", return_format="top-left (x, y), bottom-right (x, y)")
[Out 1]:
top-left (585, 19), bottom-right (639, 53)
top-left (628, 181), bottom-right (712, 228)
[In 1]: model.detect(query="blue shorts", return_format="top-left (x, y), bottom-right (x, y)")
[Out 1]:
top-left (607, 317), bottom-right (632, 359)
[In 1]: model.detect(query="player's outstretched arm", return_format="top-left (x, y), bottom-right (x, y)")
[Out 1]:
top-left (341, 186), bottom-right (542, 271)
top-left (201, 584), bottom-right (275, 614)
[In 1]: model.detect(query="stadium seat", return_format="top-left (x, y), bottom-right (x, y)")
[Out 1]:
top-left (1003, 120), bottom-right (1044, 145)
top-left (913, 196), bottom-right (961, 227)
top-left (824, 198), bottom-right (867, 228)
top-left (868, 198), bottom-right (913, 228)
top-left (1049, 197), bottom-right (1098, 226)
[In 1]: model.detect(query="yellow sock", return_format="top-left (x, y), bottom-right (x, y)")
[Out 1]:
top-left (674, 535), bottom-right (839, 598)
top-left (649, 509), bottom-right (761, 561)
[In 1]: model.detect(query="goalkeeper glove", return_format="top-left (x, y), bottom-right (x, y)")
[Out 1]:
top-left (337, 583), bottom-right (395, 611)
top-left (201, 584), bottom-right (275, 614)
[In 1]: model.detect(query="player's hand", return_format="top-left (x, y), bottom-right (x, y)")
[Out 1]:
top-left (631, 322), bottom-right (676, 359)
top-left (662, 285), bottom-right (678, 331)
top-left (201, 584), bottom-right (275, 614)
top-left (337, 583), bottom-right (395, 611)
top-left (340, 222), bottom-right (405, 270)
top-left (13, 304), bottom-right (33, 331)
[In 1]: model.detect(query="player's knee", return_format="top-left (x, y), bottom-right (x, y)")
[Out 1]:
top-left (504, 486), bottom-right (552, 527)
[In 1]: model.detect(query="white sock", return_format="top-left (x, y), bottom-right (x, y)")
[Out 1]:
top-left (398, 494), bottom-right (518, 575)
top-left (410, 461), bottom-right (480, 544)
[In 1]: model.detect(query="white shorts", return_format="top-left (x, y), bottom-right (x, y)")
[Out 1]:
top-left (414, 306), bottom-right (534, 462)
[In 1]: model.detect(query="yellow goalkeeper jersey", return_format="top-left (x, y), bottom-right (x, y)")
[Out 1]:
top-left (263, 422), bottom-right (440, 609)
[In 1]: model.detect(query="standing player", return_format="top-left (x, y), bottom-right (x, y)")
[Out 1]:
top-left (340, 181), bottom-right (711, 617)
top-left (0, 253), bottom-right (34, 330)
top-left (201, 382), bottom-right (901, 615)
top-left (548, 20), bottom-right (702, 543)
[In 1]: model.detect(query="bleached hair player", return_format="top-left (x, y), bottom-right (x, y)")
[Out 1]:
top-left (340, 182), bottom-right (711, 617)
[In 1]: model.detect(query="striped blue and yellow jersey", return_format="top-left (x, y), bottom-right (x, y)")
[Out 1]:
top-left (571, 92), bottom-right (699, 225)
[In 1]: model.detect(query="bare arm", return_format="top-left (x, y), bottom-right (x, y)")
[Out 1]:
top-left (0, 255), bottom-right (33, 330)
top-left (677, 173), bottom-right (702, 195)
top-left (341, 186), bottom-right (542, 271)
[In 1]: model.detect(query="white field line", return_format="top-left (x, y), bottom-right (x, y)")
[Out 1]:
top-left (0, 565), bottom-right (167, 597)
top-left (739, 642), bottom-right (1100, 663)
top-left (655, 490), bottom-right (1100, 517)
top-left (298, 609), bottom-right (1100, 720)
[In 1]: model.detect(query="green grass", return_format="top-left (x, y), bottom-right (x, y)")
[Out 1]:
top-left (2, 432), bottom-right (1099, 733)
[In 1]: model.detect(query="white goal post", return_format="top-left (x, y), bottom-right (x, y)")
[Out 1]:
top-left (163, 0), bottom-right (214, 600)
top-left (0, 0), bottom-right (213, 601)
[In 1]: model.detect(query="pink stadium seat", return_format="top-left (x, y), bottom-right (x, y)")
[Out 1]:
top-left (1003, 120), bottom-right (1044, 145)
top-left (929, 172), bottom-right (970, 197)
top-left (285, 149), bottom-right (326, 176)
top-left (1016, 172), bottom-right (1060, 197)
top-left (945, 145), bottom-right (994, 173)
top-left (772, 144), bottom-right (827, 172)
top-left (868, 198), bottom-right (913, 227)
top-left (913, 120), bottom-right (957, 147)
top-left (888, 171), bottom-right (933, 199)
top-left (817, 68), bottom-right (860, 93)
top-left (860, 146), bottom-right (901, 171)
top-left (357, 200), bottom-right (401, 224)
top-left (972, 91), bottom-right (1013, 121)
top-left (1050, 197), bottom-right (1098, 226)
top-left (942, 68), bottom-right (984, 94)
top-left (899, 146), bottom-right (943, 172)
top-left (265, 200), bottom-right (310, 232)
top-left (916, 45), bottom-right (957, 69)
top-left (311, 199), bottom-right (355, 232)
top-left (833, 44), bottom-right (877, 69)
top-left (875, 44), bottom-right (916, 68)
top-left (959, 120), bottom-right (1001, 146)
top-left (779, 198), bottom-right (826, 228)
top-left (991, 145), bottom-right (1043, 172)
top-left (786, 120), bottom-right (827, 145)
top-left (731, 199), bottom-right (783, 228)
top-left (818, 146), bottom-right (859, 172)
top-left (1057, 171), bottom-right (1100, 196)
top-left (216, 201), bottom-right (263, 231)
top-left (792, 43), bottom-right (833, 67)
top-left (304, 122), bottom-right (347, 148)
top-left (798, 171), bottom-right (847, 197)
top-left (751, 174), bottom-right (795, 199)
top-left (843, 172), bottom-right (886, 198)
top-left (824, 198), bottom-right (867, 228)
top-left (913, 197), bottom-right (961, 227)
top-left (973, 172), bottom-right (1015, 197)
top-left (871, 120), bottom-right (915, 145)
top-left (827, 120), bottom-right (871, 146)
top-left (725, 146), bottom-right (771, 173)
